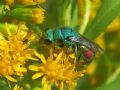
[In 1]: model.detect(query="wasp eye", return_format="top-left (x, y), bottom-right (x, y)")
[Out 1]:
top-left (44, 39), bottom-right (52, 45)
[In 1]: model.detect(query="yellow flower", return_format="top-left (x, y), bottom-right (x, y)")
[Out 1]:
top-left (29, 49), bottom-right (86, 90)
top-left (0, 23), bottom-right (34, 82)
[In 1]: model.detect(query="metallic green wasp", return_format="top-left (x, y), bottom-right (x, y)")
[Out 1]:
top-left (44, 27), bottom-right (103, 65)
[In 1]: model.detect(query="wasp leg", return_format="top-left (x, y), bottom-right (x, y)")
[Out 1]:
top-left (67, 45), bottom-right (73, 53)
top-left (67, 45), bottom-right (77, 70)
top-left (73, 44), bottom-right (78, 70)
top-left (78, 53), bottom-right (82, 62)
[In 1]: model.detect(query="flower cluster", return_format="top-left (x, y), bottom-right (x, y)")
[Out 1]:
top-left (29, 49), bottom-right (86, 90)
top-left (0, 23), bottom-right (34, 82)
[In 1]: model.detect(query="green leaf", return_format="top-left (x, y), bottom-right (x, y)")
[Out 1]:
top-left (44, 0), bottom-right (76, 27)
top-left (44, 0), bottom-right (64, 27)
top-left (70, 0), bottom-right (79, 28)
top-left (95, 76), bottom-right (120, 90)
top-left (84, 0), bottom-right (120, 39)
top-left (58, 0), bottom-right (72, 26)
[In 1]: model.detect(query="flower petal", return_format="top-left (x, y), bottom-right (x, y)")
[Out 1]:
top-left (43, 82), bottom-right (48, 90)
top-left (14, 66), bottom-right (27, 72)
top-left (5, 23), bottom-right (12, 36)
top-left (41, 76), bottom-right (47, 85)
top-left (69, 53), bottom-right (75, 59)
top-left (39, 66), bottom-right (45, 71)
top-left (49, 48), bottom-right (53, 60)
top-left (43, 82), bottom-right (51, 90)
top-left (29, 65), bottom-right (39, 71)
top-left (32, 73), bottom-right (44, 79)
top-left (27, 56), bottom-right (38, 61)
top-left (54, 53), bottom-right (57, 57)
top-left (55, 51), bottom-right (63, 63)
top-left (5, 75), bottom-right (17, 82)
top-left (13, 84), bottom-right (19, 90)
top-left (13, 84), bottom-right (23, 90)
top-left (48, 84), bottom-right (51, 90)
top-left (34, 51), bottom-right (46, 64)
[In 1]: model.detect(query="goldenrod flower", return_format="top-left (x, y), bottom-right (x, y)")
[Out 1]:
top-left (29, 49), bottom-right (86, 90)
top-left (0, 24), bottom-right (34, 82)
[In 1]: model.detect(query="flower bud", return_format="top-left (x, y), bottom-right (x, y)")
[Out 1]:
top-left (10, 8), bottom-right (45, 24)
top-left (31, 8), bottom-right (45, 24)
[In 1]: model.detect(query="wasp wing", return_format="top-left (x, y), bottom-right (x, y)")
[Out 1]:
top-left (68, 36), bottom-right (103, 53)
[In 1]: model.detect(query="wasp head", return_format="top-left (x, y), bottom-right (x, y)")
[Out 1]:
top-left (44, 29), bottom-right (54, 45)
